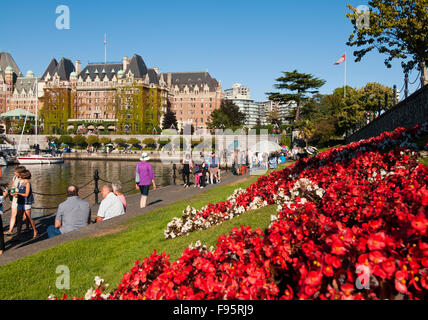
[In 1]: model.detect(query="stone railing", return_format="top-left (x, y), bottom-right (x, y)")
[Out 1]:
top-left (346, 85), bottom-right (428, 143)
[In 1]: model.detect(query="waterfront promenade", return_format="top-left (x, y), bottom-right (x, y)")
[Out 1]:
top-left (0, 169), bottom-right (251, 266)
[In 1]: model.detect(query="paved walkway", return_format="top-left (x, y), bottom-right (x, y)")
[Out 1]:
top-left (0, 170), bottom-right (252, 266)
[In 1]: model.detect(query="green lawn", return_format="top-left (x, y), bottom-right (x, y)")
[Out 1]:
top-left (0, 171), bottom-right (282, 300)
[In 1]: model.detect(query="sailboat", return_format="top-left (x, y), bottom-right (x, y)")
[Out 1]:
top-left (17, 78), bottom-right (64, 165)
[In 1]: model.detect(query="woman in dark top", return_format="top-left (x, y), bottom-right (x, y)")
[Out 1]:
top-left (182, 154), bottom-right (192, 188)
top-left (0, 187), bottom-right (7, 255)
top-left (15, 170), bottom-right (37, 239)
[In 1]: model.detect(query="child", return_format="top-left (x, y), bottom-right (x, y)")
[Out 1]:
top-left (193, 163), bottom-right (203, 188)
top-left (0, 186), bottom-right (8, 255)
top-left (15, 170), bottom-right (37, 239)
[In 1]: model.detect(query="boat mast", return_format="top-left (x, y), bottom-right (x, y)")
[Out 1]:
top-left (35, 78), bottom-right (38, 146)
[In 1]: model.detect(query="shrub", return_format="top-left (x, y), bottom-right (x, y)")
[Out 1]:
top-left (114, 138), bottom-right (128, 148)
top-left (158, 137), bottom-right (171, 147)
top-left (58, 135), bottom-right (73, 146)
top-left (99, 137), bottom-right (112, 145)
top-left (72, 135), bottom-right (87, 148)
top-left (86, 135), bottom-right (100, 147)
top-left (47, 136), bottom-right (59, 144)
top-left (279, 134), bottom-right (291, 148)
top-left (128, 138), bottom-right (142, 149)
top-left (142, 138), bottom-right (156, 149)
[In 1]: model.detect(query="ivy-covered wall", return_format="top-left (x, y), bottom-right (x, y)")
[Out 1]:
top-left (41, 82), bottom-right (165, 135)
top-left (116, 83), bottom-right (164, 134)
top-left (40, 88), bottom-right (74, 134)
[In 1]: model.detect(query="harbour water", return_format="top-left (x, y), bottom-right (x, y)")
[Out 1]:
top-left (0, 160), bottom-right (175, 224)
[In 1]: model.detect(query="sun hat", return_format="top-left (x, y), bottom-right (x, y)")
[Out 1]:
top-left (140, 152), bottom-right (150, 161)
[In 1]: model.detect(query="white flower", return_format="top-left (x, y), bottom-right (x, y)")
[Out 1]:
top-left (94, 276), bottom-right (104, 287)
top-left (85, 288), bottom-right (95, 300)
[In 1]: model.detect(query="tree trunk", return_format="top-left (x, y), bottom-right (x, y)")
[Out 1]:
top-left (422, 59), bottom-right (428, 87)
top-left (294, 102), bottom-right (301, 123)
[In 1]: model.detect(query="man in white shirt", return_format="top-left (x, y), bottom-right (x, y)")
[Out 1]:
top-left (96, 185), bottom-right (125, 223)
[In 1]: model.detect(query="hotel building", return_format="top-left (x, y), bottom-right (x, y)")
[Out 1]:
top-left (162, 72), bottom-right (224, 131)
top-left (41, 54), bottom-right (169, 134)
top-left (0, 52), bottom-right (43, 117)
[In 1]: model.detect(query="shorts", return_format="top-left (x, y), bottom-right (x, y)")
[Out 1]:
top-left (208, 167), bottom-right (218, 175)
top-left (11, 197), bottom-right (18, 209)
top-left (17, 204), bottom-right (32, 211)
top-left (139, 185), bottom-right (150, 196)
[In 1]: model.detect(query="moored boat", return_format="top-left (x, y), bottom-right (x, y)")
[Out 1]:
top-left (17, 154), bottom-right (64, 165)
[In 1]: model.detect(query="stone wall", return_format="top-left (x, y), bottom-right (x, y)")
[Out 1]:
top-left (346, 85), bottom-right (428, 143)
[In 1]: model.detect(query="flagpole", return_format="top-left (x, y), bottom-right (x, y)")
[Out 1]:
top-left (344, 52), bottom-right (347, 98)
top-left (104, 33), bottom-right (107, 64)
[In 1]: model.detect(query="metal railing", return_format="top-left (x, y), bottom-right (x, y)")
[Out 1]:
top-left (1, 161), bottom-right (232, 215)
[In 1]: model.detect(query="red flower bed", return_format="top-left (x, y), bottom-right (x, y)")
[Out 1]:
top-left (58, 125), bottom-right (428, 300)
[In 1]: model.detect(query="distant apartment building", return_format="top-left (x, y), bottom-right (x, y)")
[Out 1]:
top-left (41, 54), bottom-right (169, 134)
top-left (258, 100), bottom-right (297, 125)
top-left (225, 83), bottom-right (262, 127)
top-left (277, 101), bottom-right (296, 124)
top-left (162, 72), bottom-right (224, 130)
top-left (225, 83), bottom-right (298, 127)
top-left (224, 83), bottom-right (250, 100)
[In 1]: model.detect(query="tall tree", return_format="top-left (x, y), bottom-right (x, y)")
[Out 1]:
top-left (267, 70), bottom-right (326, 122)
top-left (358, 82), bottom-right (394, 114)
top-left (162, 102), bottom-right (178, 130)
top-left (266, 109), bottom-right (282, 127)
top-left (220, 99), bottom-right (246, 127)
top-left (347, 0), bottom-right (428, 86)
top-left (207, 99), bottom-right (245, 129)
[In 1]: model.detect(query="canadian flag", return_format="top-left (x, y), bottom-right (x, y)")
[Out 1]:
top-left (334, 53), bottom-right (346, 65)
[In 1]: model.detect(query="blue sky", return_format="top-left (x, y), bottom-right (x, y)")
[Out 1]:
top-left (0, 0), bottom-right (420, 101)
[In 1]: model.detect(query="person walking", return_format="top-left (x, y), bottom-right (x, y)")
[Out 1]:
top-left (135, 152), bottom-right (156, 209)
top-left (244, 150), bottom-right (249, 175)
top-left (232, 150), bottom-right (240, 176)
top-left (96, 185), bottom-right (125, 222)
top-left (4, 166), bottom-right (26, 238)
top-left (47, 185), bottom-right (91, 238)
top-left (15, 169), bottom-right (37, 239)
top-left (0, 187), bottom-right (8, 255)
top-left (208, 152), bottom-right (219, 184)
top-left (200, 156), bottom-right (208, 188)
top-left (268, 152), bottom-right (279, 170)
top-left (182, 154), bottom-right (192, 188)
top-left (112, 181), bottom-right (127, 212)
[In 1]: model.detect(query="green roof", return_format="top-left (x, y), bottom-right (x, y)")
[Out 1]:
top-left (0, 108), bottom-right (36, 119)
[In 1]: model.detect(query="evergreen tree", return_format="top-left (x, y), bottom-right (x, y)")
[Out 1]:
top-left (267, 70), bottom-right (326, 123)
top-left (207, 99), bottom-right (245, 129)
top-left (162, 102), bottom-right (178, 130)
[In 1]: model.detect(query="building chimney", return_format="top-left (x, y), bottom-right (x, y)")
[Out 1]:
top-left (167, 73), bottom-right (172, 87)
top-left (123, 56), bottom-right (128, 71)
top-left (153, 67), bottom-right (159, 74)
top-left (76, 60), bottom-right (81, 74)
